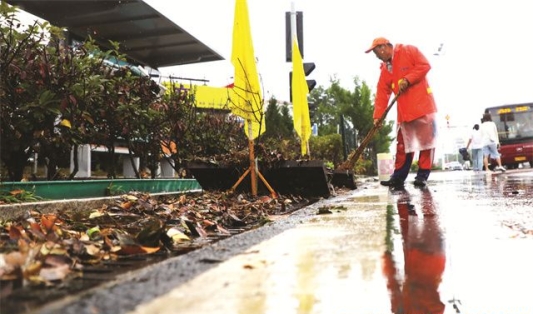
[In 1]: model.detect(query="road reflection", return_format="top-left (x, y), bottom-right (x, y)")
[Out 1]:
top-left (383, 188), bottom-right (447, 314)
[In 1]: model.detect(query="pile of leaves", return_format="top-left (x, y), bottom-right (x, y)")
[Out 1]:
top-left (0, 191), bottom-right (310, 298)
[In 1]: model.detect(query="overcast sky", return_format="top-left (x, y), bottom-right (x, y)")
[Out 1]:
top-left (145, 0), bottom-right (533, 129)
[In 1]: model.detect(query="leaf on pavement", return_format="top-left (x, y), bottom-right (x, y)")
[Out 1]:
top-left (8, 225), bottom-right (25, 240)
top-left (89, 210), bottom-right (106, 219)
top-left (166, 227), bottom-right (190, 244)
top-left (136, 218), bottom-right (164, 247)
top-left (40, 214), bottom-right (57, 232)
top-left (117, 245), bottom-right (160, 255)
top-left (216, 224), bottom-right (231, 235)
top-left (39, 263), bottom-right (71, 282)
top-left (120, 201), bottom-right (134, 210)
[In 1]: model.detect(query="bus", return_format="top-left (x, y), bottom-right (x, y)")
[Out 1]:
top-left (484, 103), bottom-right (533, 169)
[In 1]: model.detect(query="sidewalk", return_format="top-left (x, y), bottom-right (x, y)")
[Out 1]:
top-left (125, 170), bottom-right (533, 314)
top-left (129, 185), bottom-right (392, 314)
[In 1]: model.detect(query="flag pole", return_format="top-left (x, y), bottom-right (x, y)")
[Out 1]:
top-left (291, 2), bottom-right (310, 157)
top-left (230, 0), bottom-right (276, 198)
top-left (291, 2), bottom-right (297, 44)
top-left (232, 118), bottom-right (277, 198)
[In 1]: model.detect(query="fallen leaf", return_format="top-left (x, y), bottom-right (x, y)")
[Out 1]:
top-left (89, 211), bottom-right (105, 219)
top-left (120, 201), bottom-right (134, 210)
top-left (24, 261), bottom-right (42, 278)
top-left (9, 189), bottom-right (24, 196)
top-left (182, 218), bottom-right (200, 237)
top-left (28, 222), bottom-right (46, 240)
top-left (202, 219), bottom-right (215, 227)
top-left (117, 245), bottom-right (160, 255)
top-left (136, 218), bottom-right (164, 247)
top-left (87, 226), bottom-right (101, 240)
top-left (166, 227), bottom-right (190, 244)
top-left (41, 214), bottom-right (57, 232)
top-left (8, 225), bottom-right (24, 240)
top-left (84, 244), bottom-right (102, 256)
top-left (123, 195), bottom-right (138, 202)
top-left (216, 225), bottom-right (231, 235)
top-left (2, 251), bottom-right (26, 267)
top-left (39, 264), bottom-right (71, 282)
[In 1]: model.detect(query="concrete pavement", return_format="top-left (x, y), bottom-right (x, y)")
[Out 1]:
top-left (130, 188), bottom-right (392, 314)
top-left (124, 169), bottom-right (533, 314)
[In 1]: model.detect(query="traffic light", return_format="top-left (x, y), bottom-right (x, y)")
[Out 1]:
top-left (285, 11), bottom-right (303, 62)
top-left (289, 62), bottom-right (316, 102)
top-left (303, 62), bottom-right (316, 92)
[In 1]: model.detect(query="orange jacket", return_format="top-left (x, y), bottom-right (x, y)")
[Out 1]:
top-left (373, 44), bottom-right (437, 123)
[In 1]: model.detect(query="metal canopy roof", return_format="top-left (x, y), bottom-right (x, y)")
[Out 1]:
top-left (6, 0), bottom-right (224, 68)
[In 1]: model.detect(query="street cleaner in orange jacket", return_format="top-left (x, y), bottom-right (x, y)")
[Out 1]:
top-left (366, 37), bottom-right (438, 188)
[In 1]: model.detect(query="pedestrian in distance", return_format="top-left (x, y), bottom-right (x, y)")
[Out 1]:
top-left (465, 124), bottom-right (484, 171)
top-left (480, 113), bottom-right (506, 172)
top-left (365, 37), bottom-right (438, 188)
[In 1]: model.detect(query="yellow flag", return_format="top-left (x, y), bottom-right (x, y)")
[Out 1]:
top-left (231, 0), bottom-right (265, 139)
top-left (291, 38), bottom-right (311, 155)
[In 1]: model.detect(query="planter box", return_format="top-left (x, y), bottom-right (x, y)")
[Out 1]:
top-left (264, 160), bottom-right (331, 198)
top-left (186, 161), bottom-right (250, 192)
top-left (187, 160), bottom-right (331, 198)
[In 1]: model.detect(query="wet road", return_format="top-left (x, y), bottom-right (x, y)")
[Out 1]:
top-left (121, 168), bottom-right (533, 314)
top-left (28, 168), bottom-right (533, 314)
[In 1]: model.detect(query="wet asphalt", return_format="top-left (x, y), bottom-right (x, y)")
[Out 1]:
top-left (32, 168), bottom-right (533, 314)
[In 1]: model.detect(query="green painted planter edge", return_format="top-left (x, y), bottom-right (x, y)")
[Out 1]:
top-left (0, 179), bottom-right (202, 200)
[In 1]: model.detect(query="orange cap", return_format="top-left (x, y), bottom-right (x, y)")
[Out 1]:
top-left (365, 37), bottom-right (390, 53)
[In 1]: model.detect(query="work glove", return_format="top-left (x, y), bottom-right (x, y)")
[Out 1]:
top-left (398, 78), bottom-right (409, 93)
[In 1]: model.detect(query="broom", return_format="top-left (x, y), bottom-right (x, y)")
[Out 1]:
top-left (332, 93), bottom-right (400, 188)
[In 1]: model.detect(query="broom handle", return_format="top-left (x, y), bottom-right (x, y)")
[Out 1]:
top-left (338, 93), bottom-right (400, 171)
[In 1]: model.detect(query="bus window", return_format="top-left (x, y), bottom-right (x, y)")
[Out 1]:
top-left (499, 112), bottom-right (514, 122)
top-left (515, 110), bottom-right (533, 138)
top-left (496, 112), bottom-right (515, 139)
